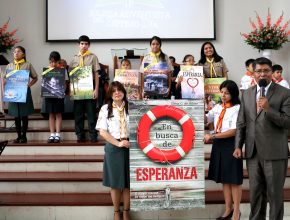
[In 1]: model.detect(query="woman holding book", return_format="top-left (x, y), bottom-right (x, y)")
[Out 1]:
top-left (96, 81), bottom-right (130, 220)
top-left (204, 80), bottom-right (242, 220)
top-left (4, 46), bottom-right (38, 143)
top-left (140, 36), bottom-right (173, 99)
top-left (198, 42), bottom-right (228, 78)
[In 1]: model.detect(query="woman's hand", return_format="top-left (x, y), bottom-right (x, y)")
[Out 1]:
top-left (203, 134), bottom-right (212, 143)
top-left (93, 89), bottom-right (98, 99)
top-left (118, 140), bottom-right (130, 148)
top-left (177, 76), bottom-right (183, 84)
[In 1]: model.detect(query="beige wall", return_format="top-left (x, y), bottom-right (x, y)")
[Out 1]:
top-left (0, 0), bottom-right (289, 108)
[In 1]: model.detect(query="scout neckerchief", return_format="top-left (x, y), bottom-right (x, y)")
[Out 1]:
top-left (42, 63), bottom-right (63, 76)
top-left (272, 77), bottom-right (283, 83)
top-left (79, 50), bottom-right (91, 67)
top-left (150, 51), bottom-right (161, 64)
top-left (14, 59), bottom-right (25, 70)
top-left (206, 57), bottom-right (217, 78)
top-left (246, 71), bottom-right (256, 86)
top-left (215, 102), bottom-right (233, 133)
top-left (112, 101), bottom-right (127, 139)
top-left (144, 51), bottom-right (161, 71)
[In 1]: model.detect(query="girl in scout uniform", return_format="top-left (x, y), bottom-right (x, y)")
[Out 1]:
top-left (45, 51), bottom-right (68, 143)
top-left (4, 46), bottom-right (38, 143)
top-left (198, 42), bottom-right (228, 79)
top-left (140, 36), bottom-right (173, 99)
top-left (204, 80), bottom-right (242, 220)
top-left (96, 81), bottom-right (130, 220)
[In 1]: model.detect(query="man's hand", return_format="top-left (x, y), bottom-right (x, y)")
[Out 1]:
top-left (258, 97), bottom-right (269, 112)
top-left (233, 148), bottom-right (242, 159)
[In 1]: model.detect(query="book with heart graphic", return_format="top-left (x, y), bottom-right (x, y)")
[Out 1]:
top-left (178, 65), bottom-right (204, 99)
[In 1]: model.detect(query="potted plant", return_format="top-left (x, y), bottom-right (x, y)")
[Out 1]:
top-left (0, 18), bottom-right (20, 64)
top-left (241, 10), bottom-right (290, 59)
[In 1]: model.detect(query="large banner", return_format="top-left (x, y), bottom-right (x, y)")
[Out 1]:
top-left (129, 99), bottom-right (205, 211)
top-left (41, 67), bottom-right (65, 98)
top-left (3, 70), bottom-right (29, 103)
top-left (204, 77), bottom-right (226, 111)
top-left (178, 65), bottom-right (204, 99)
top-left (114, 69), bottom-right (141, 100)
top-left (69, 66), bottom-right (93, 100)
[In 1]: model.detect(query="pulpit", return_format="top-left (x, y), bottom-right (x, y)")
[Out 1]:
top-left (111, 48), bottom-right (147, 76)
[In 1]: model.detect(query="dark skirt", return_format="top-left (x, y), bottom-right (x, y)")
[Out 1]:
top-left (8, 88), bottom-right (34, 117)
top-left (45, 98), bottom-right (64, 113)
top-left (102, 142), bottom-right (129, 189)
top-left (208, 137), bottom-right (243, 185)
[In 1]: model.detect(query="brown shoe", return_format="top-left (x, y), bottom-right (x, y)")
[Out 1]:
top-left (19, 137), bottom-right (27, 143)
top-left (77, 139), bottom-right (86, 143)
top-left (13, 138), bottom-right (21, 143)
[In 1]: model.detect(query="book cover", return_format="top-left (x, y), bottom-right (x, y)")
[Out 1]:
top-left (144, 62), bottom-right (169, 96)
top-left (114, 69), bottom-right (141, 100)
top-left (204, 77), bottom-right (226, 111)
top-left (3, 70), bottom-right (29, 103)
top-left (179, 65), bottom-right (204, 99)
top-left (69, 66), bottom-right (93, 100)
top-left (130, 100), bottom-right (205, 211)
top-left (41, 67), bottom-right (65, 98)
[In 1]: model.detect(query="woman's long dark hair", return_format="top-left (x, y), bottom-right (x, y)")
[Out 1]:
top-left (198, 42), bottom-right (223, 64)
top-left (14, 46), bottom-right (26, 61)
top-left (107, 81), bottom-right (129, 119)
top-left (219, 80), bottom-right (240, 105)
top-left (150, 36), bottom-right (166, 62)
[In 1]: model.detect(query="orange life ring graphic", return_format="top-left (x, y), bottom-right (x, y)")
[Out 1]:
top-left (137, 105), bottom-right (195, 162)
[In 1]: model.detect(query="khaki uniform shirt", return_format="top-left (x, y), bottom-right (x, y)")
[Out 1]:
top-left (198, 59), bottom-right (228, 78)
top-left (140, 53), bottom-right (173, 73)
top-left (5, 62), bottom-right (38, 79)
top-left (69, 53), bottom-right (100, 73)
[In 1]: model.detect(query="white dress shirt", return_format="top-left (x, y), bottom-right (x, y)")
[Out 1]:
top-left (256, 81), bottom-right (272, 101)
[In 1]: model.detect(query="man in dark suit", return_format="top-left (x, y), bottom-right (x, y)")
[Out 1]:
top-left (233, 57), bottom-right (290, 220)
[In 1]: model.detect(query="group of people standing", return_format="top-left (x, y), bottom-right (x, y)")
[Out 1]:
top-left (2, 35), bottom-right (290, 220)
top-left (3, 35), bottom-right (100, 144)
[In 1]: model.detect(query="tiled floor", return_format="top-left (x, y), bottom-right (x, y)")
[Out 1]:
top-left (0, 204), bottom-right (289, 220)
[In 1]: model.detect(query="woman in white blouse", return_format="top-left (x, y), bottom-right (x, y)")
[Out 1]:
top-left (204, 80), bottom-right (242, 220)
top-left (96, 81), bottom-right (130, 220)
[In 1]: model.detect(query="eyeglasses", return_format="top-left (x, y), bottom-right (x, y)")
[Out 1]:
top-left (254, 69), bottom-right (272, 74)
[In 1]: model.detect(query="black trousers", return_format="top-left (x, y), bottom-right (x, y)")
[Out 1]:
top-left (74, 99), bottom-right (98, 141)
top-left (15, 116), bottom-right (28, 138)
